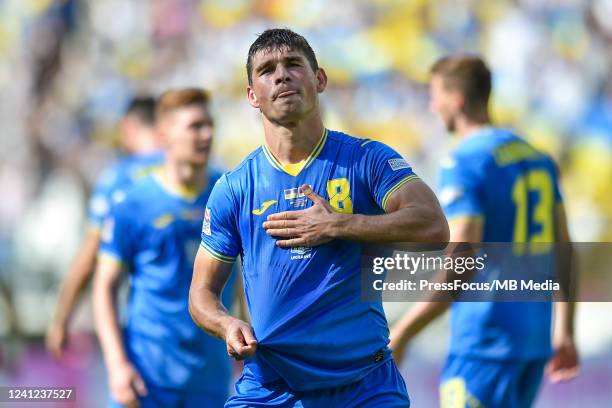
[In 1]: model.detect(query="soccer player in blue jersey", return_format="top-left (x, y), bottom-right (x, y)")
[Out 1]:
top-left (189, 28), bottom-right (449, 407)
top-left (46, 97), bottom-right (163, 359)
top-left (390, 55), bottom-right (579, 407)
top-left (93, 88), bottom-right (235, 407)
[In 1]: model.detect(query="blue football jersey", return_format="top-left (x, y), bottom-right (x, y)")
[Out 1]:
top-left (99, 167), bottom-right (235, 391)
top-left (439, 127), bottom-right (562, 360)
top-left (200, 129), bottom-right (419, 391)
top-left (88, 151), bottom-right (164, 230)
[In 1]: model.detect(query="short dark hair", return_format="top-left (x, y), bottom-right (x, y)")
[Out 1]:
top-left (125, 96), bottom-right (156, 125)
top-left (246, 28), bottom-right (319, 86)
top-left (430, 55), bottom-right (492, 119)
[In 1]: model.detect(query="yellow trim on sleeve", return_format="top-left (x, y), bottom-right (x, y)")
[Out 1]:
top-left (200, 243), bottom-right (236, 264)
top-left (381, 175), bottom-right (419, 211)
top-left (97, 251), bottom-right (124, 266)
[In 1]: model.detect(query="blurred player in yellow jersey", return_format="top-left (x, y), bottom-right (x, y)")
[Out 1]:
top-left (46, 97), bottom-right (163, 359)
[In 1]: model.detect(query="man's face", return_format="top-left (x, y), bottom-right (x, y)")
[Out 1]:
top-left (247, 47), bottom-right (326, 125)
top-left (429, 74), bottom-right (462, 133)
top-left (161, 104), bottom-right (213, 166)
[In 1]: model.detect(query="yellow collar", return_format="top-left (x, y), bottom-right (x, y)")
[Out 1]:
top-left (262, 128), bottom-right (328, 177)
top-left (153, 168), bottom-right (204, 201)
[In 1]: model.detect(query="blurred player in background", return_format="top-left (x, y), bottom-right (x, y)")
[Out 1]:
top-left (94, 88), bottom-right (235, 407)
top-left (46, 97), bottom-right (163, 359)
top-left (189, 28), bottom-right (448, 407)
top-left (390, 55), bottom-right (579, 408)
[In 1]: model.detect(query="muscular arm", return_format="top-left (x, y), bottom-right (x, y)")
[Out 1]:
top-left (552, 203), bottom-right (575, 338)
top-left (264, 181), bottom-right (449, 247)
top-left (93, 255), bottom-right (147, 404)
top-left (334, 179), bottom-right (449, 243)
top-left (92, 255), bottom-right (129, 368)
top-left (547, 202), bottom-right (579, 382)
top-left (47, 229), bottom-right (100, 357)
top-left (389, 217), bottom-right (483, 363)
top-left (189, 248), bottom-right (256, 359)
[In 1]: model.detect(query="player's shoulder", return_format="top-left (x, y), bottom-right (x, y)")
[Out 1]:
top-left (440, 128), bottom-right (505, 174)
top-left (482, 128), bottom-right (557, 168)
top-left (326, 129), bottom-right (378, 150)
top-left (111, 175), bottom-right (158, 212)
top-left (133, 150), bottom-right (165, 165)
top-left (326, 129), bottom-right (363, 145)
top-left (100, 177), bottom-right (156, 238)
top-left (454, 127), bottom-right (498, 152)
top-left (112, 153), bottom-right (147, 174)
top-left (209, 148), bottom-right (263, 197)
top-left (221, 147), bottom-right (264, 182)
top-left (126, 151), bottom-right (165, 180)
top-left (96, 152), bottom-right (157, 187)
top-left (500, 133), bottom-right (556, 164)
top-left (450, 127), bottom-right (515, 163)
top-left (327, 130), bottom-right (413, 177)
top-left (206, 165), bottom-right (226, 185)
top-left (95, 156), bottom-right (126, 189)
top-left (326, 129), bottom-right (398, 157)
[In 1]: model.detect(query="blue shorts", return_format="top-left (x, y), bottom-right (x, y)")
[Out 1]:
top-left (225, 359), bottom-right (410, 408)
top-left (108, 385), bottom-right (227, 408)
top-left (440, 355), bottom-right (547, 408)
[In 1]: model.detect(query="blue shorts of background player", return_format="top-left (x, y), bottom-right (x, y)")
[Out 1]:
top-left (440, 355), bottom-right (547, 408)
top-left (225, 359), bottom-right (410, 408)
top-left (109, 386), bottom-right (228, 408)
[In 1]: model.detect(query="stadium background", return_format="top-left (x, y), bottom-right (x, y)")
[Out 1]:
top-left (0, 0), bottom-right (610, 406)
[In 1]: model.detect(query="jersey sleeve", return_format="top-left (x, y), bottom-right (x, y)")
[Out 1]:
top-left (98, 200), bottom-right (136, 265)
top-left (360, 140), bottom-right (419, 211)
top-left (200, 174), bottom-right (240, 264)
top-left (87, 166), bottom-right (119, 230)
top-left (438, 153), bottom-right (486, 220)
